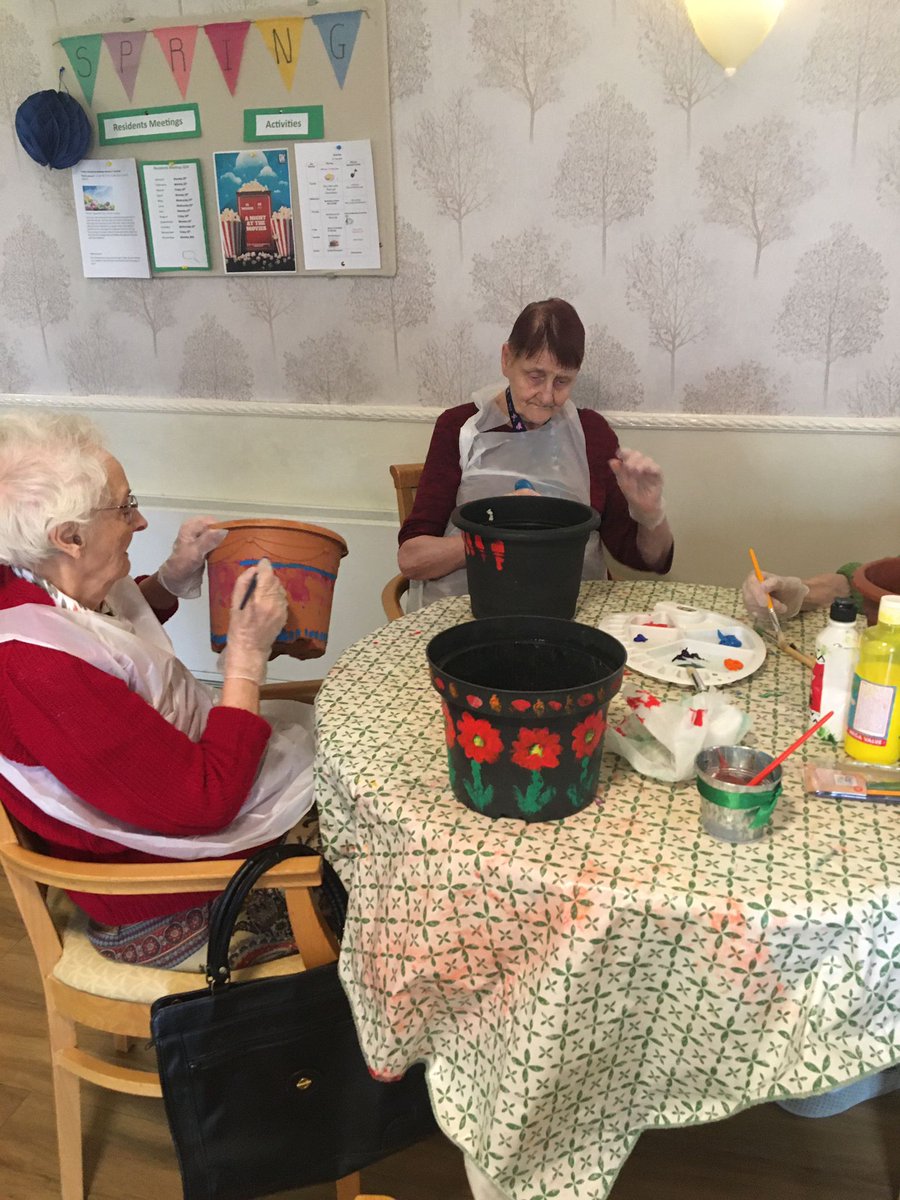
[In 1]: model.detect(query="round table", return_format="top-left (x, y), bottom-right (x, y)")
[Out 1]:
top-left (315, 581), bottom-right (900, 1200)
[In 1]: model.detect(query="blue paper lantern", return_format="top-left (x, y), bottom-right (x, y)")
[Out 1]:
top-left (15, 89), bottom-right (92, 169)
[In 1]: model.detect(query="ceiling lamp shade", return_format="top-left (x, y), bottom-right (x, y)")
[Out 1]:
top-left (15, 88), bottom-right (92, 169)
top-left (684, 0), bottom-right (785, 74)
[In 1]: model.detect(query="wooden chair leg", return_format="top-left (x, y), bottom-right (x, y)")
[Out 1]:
top-left (335, 1172), bottom-right (362, 1200)
top-left (113, 1033), bottom-right (133, 1055)
top-left (47, 1007), bottom-right (84, 1200)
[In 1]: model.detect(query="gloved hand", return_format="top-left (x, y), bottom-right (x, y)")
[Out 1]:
top-left (157, 517), bottom-right (227, 599)
top-left (741, 571), bottom-right (809, 622)
top-left (609, 448), bottom-right (666, 529)
top-left (221, 560), bottom-right (288, 686)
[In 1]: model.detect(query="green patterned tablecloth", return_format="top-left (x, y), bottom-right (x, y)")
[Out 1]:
top-left (315, 581), bottom-right (900, 1200)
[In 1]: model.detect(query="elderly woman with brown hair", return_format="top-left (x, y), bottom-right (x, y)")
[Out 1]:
top-left (0, 411), bottom-right (315, 970)
top-left (398, 298), bottom-right (674, 603)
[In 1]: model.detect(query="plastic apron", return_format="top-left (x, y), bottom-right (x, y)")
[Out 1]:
top-left (0, 576), bottom-right (314, 858)
top-left (422, 384), bottom-right (606, 604)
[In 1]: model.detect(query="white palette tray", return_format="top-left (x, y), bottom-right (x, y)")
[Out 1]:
top-left (598, 602), bottom-right (766, 687)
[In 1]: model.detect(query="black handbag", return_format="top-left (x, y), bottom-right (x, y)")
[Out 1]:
top-left (150, 843), bottom-right (436, 1200)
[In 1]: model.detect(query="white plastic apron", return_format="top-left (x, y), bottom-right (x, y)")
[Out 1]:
top-left (422, 384), bottom-right (605, 604)
top-left (0, 577), bottom-right (314, 858)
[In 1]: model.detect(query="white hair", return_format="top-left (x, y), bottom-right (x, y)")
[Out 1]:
top-left (0, 410), bottom-right (109, 570)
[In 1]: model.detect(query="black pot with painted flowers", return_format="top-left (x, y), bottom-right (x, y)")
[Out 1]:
top-left (427, 616), bottom-right (627, 822)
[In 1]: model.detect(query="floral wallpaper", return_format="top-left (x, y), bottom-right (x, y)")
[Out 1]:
top-left (2, 0), bottom-right (900, 416)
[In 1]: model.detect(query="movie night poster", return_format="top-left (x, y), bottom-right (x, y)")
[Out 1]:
top-left (213, 148), bottom-right (295, 273)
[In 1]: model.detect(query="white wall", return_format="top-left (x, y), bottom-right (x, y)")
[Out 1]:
top-left (89, 406), bottom-right (895, 678)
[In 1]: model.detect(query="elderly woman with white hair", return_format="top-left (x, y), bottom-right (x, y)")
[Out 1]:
top-left (0, 410), bottom-right (315, 970)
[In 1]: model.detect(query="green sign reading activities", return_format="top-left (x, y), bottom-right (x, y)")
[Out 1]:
top-left (244, 106), bottom-right (324, 142)
top-left (98, 104), bottom-right (202, 145)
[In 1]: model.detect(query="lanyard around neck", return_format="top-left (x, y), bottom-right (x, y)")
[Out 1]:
top-left (504, 386), bottom-right (528, 432)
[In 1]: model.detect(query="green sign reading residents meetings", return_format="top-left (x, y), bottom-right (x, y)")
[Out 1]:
top-left (244, 106), bottom-right (325, 142)
top-left (98, 104), bottom-right (201, 145)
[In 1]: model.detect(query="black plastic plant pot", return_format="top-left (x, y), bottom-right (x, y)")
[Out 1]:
top-left (427, 616), bottom-right (626, 822)
top-left (451, 496), bottom-right (601, 620)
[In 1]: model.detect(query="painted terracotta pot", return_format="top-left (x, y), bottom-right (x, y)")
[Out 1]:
top-left (451, 496), bottom-right (600, 620)
top-left (207, 519), bottom-right (348, 660)
top-left (427, 616), bottom-right (626, 822)
top-left (853, 557), bottom-right (900, 626)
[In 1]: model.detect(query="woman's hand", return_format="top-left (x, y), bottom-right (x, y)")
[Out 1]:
top-left (157, 516), bottom-right (227, 598)
top-left (608, 448), bottom-right (666, 529)
top-left (222, 560), bottom-right (288, 685)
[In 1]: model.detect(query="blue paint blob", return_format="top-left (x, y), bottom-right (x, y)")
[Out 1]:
top-left (717, 630), bottom-right (742, 647)
top-left (633, 634), bottom-right (648, 642)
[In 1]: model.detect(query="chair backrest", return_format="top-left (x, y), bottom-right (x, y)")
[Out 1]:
top-left (389, 463), bottom-right (424, 525)
top-left (0, 801), bottom-right (66, 978)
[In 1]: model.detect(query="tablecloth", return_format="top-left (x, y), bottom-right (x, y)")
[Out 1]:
top-left (315, 581), bottom-right (900, 1200)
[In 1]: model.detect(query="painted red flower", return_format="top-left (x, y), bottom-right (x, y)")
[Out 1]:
top-left (456, 712), bottom-right (503, 764)
top-left (572, 713), bottom-right (607, 759)
top-left (441, 701), bottom-right (456, 748)
top-left (511, 727), bottom-right (562, 771)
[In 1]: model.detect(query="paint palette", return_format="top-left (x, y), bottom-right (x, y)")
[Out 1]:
top-left (597, 602), bottom-right (766, 687)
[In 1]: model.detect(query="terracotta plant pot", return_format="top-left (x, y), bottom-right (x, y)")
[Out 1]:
top-left (427, 616), bottom-right (626, 822)
top-left (852, 557), bottom-right (900, 626)
top-left (451, 495), bottom-right (600, 620)
top-left (207, 519), bottom-right (348, 660)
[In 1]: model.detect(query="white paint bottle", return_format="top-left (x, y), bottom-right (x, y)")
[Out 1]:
top-left (809, 596), bottom-right (860, 743)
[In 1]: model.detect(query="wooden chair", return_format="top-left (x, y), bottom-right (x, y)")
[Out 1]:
top-left (382, 463), bottom-right (424, 622)
top-left (0, 680), bottom-right (367, 1200)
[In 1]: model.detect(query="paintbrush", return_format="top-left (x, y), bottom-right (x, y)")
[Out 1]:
top-left (239, 572), bottom-right (259, 610)
top-left (748, 547), bottom-right (783, 642)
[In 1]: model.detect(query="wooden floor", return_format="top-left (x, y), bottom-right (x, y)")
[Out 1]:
top-left (0, 870), bottom-right (897, 1200)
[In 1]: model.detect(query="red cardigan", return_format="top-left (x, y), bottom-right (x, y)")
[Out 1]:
top-left (399, 404), bottom-right (674, 574)
top-left (0, 567), bottom-right (272, 924)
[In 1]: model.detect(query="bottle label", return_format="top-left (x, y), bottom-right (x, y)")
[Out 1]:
top-left (847, 677), bottom-right (897, 746)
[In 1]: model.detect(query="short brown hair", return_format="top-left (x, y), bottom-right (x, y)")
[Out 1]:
top-left (506, 298), bottom-right (585, 370)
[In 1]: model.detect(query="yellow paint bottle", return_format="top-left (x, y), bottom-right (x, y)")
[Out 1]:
top-left (844, 594), bottom-right (900, 765)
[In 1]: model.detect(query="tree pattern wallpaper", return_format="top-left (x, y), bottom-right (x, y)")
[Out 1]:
top-left (1, 0), bottom-right (900, 416)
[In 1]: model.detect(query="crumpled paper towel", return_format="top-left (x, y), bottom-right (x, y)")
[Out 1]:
top-left (605, 684), bottom-right (751, 782)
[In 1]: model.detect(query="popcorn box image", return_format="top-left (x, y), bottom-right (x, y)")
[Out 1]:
top-left (271, 207), bottom-right (294, 258)
top-left (237, 181), bottom-right (273, 252)
top-left (219, 209), bottom-right (245, 259)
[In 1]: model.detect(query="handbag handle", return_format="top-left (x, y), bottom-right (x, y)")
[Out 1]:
top-left (204, 844), bottom-right (347, 988)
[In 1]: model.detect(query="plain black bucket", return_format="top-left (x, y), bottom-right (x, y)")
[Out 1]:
top-left (427, 616), bottom-right (626, 822)
top-left (451, 495), bottom-right (600, 619)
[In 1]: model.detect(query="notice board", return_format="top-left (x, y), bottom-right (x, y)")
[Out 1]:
top-left (54, 0), bottom-right (396, 277)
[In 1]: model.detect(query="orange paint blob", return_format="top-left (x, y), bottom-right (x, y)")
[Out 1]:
top-left (723, 658), bottom-right (744, 671)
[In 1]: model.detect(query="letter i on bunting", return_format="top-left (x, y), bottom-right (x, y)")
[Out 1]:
top-left (103, 31), bottom-right (147, 102)
top-left (59, 35), bottom-right (102, 105)
top-left (153, 25), bottom-right (200, 99)
top-left (255, 18), bottom-right (304, 91)
top-left (204, 21), bottom-right (251, 95)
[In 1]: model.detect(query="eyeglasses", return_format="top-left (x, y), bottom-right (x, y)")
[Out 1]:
top-left (96, 492), bottom-right (140, 522)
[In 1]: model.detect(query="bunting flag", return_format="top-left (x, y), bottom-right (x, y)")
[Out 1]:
top-left (254, 18), bottom-right (304, 92)
top-left (311, 12), bottom-right (362, 89)
top-left (59, 34), bottom-right (103, 106)
top-left (204, 21), bottom-right (251, 95)
top-left (153, 25), bottom-right (200, 99)
top-left (103, 31), bottom-right (147, 102)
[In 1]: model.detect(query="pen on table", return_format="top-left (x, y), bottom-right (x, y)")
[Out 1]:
top-left (239, 572), bottom-right (258, 610)
top-left (748, 547), bottom-right (783, 642)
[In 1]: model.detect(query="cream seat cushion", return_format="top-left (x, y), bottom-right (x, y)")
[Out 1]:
top-left (49, 892), bottom-right (306, 1006)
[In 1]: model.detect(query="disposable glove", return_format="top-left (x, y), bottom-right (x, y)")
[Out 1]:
top-left (741, 571), bottom-right (809, 622)
top-left (220, 559), bottom-right (288, 686)
top-left (609, 448), bottom-right (667, 529)
top-left (157, 516), bottom-right (227, 599)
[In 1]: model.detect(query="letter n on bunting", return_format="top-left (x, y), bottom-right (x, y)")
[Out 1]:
top-left (255, 18), bottom-right (304, 91)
